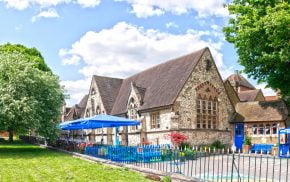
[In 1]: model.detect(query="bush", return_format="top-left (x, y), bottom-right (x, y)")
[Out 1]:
top-left (180, 142), bottom-right (190, 150)
top-left (162, 176), bottom-right (171, 182)
top-left (244, 136), bottom-right (252, 145)
top-left (210, 140), bottom-right (225, 149)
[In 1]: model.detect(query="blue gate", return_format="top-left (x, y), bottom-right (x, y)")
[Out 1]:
top-left (234, 123), bottom-right (244, 151)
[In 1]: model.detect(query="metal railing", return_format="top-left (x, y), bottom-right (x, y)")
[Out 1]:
top-left (20, 136), bottom-right (290, 182)
top-left (84, 145), bottom-right (290, 182)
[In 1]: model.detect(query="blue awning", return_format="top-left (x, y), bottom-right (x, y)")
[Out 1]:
top-left (60, 114), bottom-right (140, 130)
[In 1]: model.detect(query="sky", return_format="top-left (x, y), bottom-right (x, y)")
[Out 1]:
top-left (0, 0), bottom-right (275, 106)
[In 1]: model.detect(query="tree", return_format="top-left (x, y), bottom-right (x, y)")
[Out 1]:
top-left (223, 1), bottom-right (290, 102)
top-left (0, 43), bottom-right (51, 72)
top-left (0, 47), bottom-right (64, 142)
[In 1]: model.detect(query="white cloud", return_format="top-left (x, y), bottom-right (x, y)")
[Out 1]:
top-left (3, 0), bottom-right (30, 10)
top-left (76, 0), bottom-right (101, 8)
top-left (2, 0), bottom-right (100, 10)
top-left (130, 3), bottom-right (164, 17)
top-left (61, 78), bottom-right (91, 106)
top-left (115, 0), bottom-right (228, 18)
top-left (211, 24), bottom-right (220, 31)
top-left (31, 9), bottom-right (60, 22)
top-left (165, 22), bottom-right (179, 29)
top-left (60, 22), bottom-right (228, 104)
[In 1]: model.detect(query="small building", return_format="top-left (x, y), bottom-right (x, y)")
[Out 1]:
top-left (232, 100), bottom-right (288, 149)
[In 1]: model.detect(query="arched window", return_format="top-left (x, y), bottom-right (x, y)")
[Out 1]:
top-left (91, 88), bottom-right (96, 95)
top-left (128, 98), bottom-right (138, 130)
top-left (195, 82), bottom-right (219, 129)
top-left (85, 110), bottom-right (90, 117)
top-left (91, 98), bottom-right (95, 115)
top-left (96, 106), bottom-right (101, 115)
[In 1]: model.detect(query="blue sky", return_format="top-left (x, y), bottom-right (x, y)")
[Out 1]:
top-left (0, 0), bottom-right (275, 106)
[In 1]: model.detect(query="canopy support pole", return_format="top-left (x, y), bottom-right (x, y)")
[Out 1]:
top-left (101, 124), bottom-right (104, 145)
top-left (82, 128), bottom-right (84, 142)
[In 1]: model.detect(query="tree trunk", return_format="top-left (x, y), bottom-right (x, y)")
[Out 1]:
top-left (8, 128), bottom-right (13, 142)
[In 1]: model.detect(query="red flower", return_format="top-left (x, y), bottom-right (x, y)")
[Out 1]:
top-left (165, 132), bottom-right (188, 146)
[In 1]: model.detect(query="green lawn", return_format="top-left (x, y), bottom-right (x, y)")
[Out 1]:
top-left (0, 140), bottom-right (151, 182)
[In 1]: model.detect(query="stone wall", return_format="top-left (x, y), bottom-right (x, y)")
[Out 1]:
top-left (172, 49), bottom-right (234, 145)
top-left (181, 129), bottom-right (231, 146)
top-left (224, 81), bottom-right (240, 106)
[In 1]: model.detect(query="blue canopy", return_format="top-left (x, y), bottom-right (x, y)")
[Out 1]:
top-left (60, 114), bottom-right (140, 130)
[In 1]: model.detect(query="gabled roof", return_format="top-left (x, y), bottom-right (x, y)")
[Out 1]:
top-left (226, 72), bottom-right (255, 90)
top-left (93, 75), bottom-right (123, 114)
top-left (65, 94), bottom-right (88, 121)
top-left (111, 48), bottom-right (206, 115)
top-left (224, 80), bottom-right (240, 106)
top-left (238, 89), bottom-right (261, 102)
top-left (233, 100), bottom-right (288, 123)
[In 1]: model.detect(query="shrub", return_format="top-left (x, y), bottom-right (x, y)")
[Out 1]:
top-left (165, 132), bottom-right (188, 147)
top-left (162, 176), bottom-right (171, 182)
top-left (210, 140), bottom-right (226, 149)
top-left (244, 136), bottom-right (252, 145)
top-left (180, 142), bottom-right (191, 150)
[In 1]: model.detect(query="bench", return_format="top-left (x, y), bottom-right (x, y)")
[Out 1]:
top-left (251, 144), bottom-right (274, 154)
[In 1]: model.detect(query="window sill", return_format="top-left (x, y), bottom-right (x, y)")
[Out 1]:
top-left (251, 135), bottom-right (278, 137)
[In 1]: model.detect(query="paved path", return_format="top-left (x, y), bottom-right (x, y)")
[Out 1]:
top-left (132, 154), bottom-right (290, 182)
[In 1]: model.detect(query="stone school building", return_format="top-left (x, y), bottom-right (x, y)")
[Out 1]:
top-left (63, 47), bottom-right (289, 149)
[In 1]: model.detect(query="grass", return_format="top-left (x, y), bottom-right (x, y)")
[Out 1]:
top-left (0, 140), bottom-right (151, 182)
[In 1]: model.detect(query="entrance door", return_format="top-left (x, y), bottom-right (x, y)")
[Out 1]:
top-left (234, 123), bottom-right (244, 150)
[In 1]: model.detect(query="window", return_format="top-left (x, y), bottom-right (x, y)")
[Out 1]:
top-left (252, 123), bottom-right (279, 136)
top-left (258, 124), bottom-right (264, 135)
top-left (272, 124), bottom-right (278, 134)
top-left (253, 124), bottom-right (258, 135)
top-left (128, 98), bottom-right (138, 130)
top-left (96, 106), bottom-right (101, 115)
top-left (150, 112), bottom-right (160, 129)
top-left (91, 98), bottom-right (95, 115)
top-left (265, 124), bottom-right (271, 135)
top-left (196, 95), bottom-right (218, 129)
top-left (91, 88), bottom-right (96, 95)
top-left (196, 96), bottom-right (201, 128)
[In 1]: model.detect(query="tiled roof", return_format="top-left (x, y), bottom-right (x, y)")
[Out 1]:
top-left (93, 75), bottom-right (123, 114)
top-left (265, 95), bottom-right (279, 101)
top-left (226, 73), bottom-right (255, 90)
top-left (238, 89), bottom-right (261, 102)
top-left (233, 100), bottom-right (288, 123)
top-left (65, 94), bottom-right (88, 121)
top-left (110, 48), bottom-right (207, 115)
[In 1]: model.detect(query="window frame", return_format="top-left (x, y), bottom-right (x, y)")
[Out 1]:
top-left (150, 112), bottom-right (160, 129)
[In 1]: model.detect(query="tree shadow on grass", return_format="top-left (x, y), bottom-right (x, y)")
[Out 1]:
top-left (0, 141), bottom-right (67, 159)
